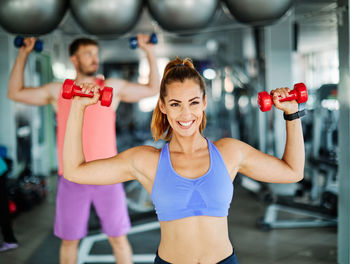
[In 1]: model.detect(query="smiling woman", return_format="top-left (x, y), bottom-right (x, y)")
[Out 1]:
top-left (151, 58), bottom-right (207, 141)
top-left (63, 57), bottom-right (305, 264)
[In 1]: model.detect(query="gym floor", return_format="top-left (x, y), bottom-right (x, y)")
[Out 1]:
top-left (0, 173), bottom-right (337, 264)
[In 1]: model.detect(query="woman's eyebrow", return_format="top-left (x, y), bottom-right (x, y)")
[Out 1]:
top-left (189, 97), bottom-right (200, 102)
top-left (168, 99), bottom-right (181, 103)
top-left (168, 96), bottom-right (200, 103)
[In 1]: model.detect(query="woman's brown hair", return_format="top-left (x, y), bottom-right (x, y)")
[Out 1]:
top-left (151, 57), bottom-right (207, 141)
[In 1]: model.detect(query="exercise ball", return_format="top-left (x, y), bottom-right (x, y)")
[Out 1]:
top-left (0, 0), bottom-right (68, 35)
top-left (147, 0), bottom-right (219, 32)
top-left (70, 0), bottom-right (143, 35)
top-left (223, 0), bottom-right (292, 26)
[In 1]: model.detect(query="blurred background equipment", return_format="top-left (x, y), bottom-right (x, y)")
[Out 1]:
top-left (147, 0), bottom-right (219, 32)
top-left (0, 0), bottom-right (68, 34)
top-left (70, 0), bottom-right (143, 35)
top-left (222, 0), bottom-right (292, 26)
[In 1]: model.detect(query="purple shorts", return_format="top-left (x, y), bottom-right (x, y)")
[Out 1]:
top-left (54, 176), bottom-right (131, 240)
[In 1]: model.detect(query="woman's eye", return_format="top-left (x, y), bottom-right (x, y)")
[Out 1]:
top-left (170, 103), bottom-right (179, 107)
top-left (191, 101), bottom-right (199, 105)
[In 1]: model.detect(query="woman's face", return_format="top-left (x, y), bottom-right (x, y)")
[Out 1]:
top-left (159, 79), bottom-right (207, 138)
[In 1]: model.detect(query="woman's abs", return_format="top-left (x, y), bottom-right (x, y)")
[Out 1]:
top-left (158, 216), bottom-right (233, 263)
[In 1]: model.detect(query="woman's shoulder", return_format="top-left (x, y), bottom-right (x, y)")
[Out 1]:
top-left (129, 145), bottom-right (161, 157)
top-left (213, 137), bottom-right (242, 149)
top-left (128, 145), bottom-right (162, 165)
top-left (212, 137), bottom-right (246, 159)
top-left (128, 145), bottom-right (162, 184)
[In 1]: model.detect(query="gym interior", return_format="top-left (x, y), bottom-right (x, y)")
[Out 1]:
top-left (0, 0), bottom-right (349, 263)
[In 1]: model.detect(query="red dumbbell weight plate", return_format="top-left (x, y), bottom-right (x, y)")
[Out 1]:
top-left (257, 91), bottom-right (273, 112)
top-left (294, 83), bottom-right (308, 103)
top-left (100, 87), bottom-right (113, 107)
top-left (62, 79), bottom-right (75, 99)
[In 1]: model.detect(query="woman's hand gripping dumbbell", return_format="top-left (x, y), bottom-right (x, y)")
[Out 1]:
top-left (257, 83), bottom-right (308, 112)
top-left (62, 79), bottom-right (113, 107)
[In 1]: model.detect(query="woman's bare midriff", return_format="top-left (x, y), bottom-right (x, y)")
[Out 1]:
top-left (157, 216), bottom-right (233, 264)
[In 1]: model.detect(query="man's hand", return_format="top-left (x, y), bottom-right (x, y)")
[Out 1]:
top-left (20, 37), bottom-right (36, 54)
top-left (137, 34), bottom-right (155, 53)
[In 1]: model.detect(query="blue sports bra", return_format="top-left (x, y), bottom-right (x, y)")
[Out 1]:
top-left (151, 138), bottom-right (234, 221)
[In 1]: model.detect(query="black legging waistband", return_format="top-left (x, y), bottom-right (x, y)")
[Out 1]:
top-left (154, 249), bottom-right (239, 264)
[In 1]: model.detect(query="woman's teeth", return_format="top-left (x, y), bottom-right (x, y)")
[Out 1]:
top-left (178, 121), bottom-right (193, 127)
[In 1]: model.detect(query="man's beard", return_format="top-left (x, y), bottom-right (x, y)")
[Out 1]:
top-left (79, 65), bottom-right (97, 76)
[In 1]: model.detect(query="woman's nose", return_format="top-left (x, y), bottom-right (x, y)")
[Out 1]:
top-left (180, 105), bottom-right (191, 117)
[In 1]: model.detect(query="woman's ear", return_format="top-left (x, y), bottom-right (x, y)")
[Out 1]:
top-left (203, 95), bottom-right (207, 110)
top-left (159, 100), bottom-right (166, 114)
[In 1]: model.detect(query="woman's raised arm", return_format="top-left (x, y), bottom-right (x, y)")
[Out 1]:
top-left (240, 87), bottom-right (305, 183)
top-left (62, 83), bottom-right (139, 185)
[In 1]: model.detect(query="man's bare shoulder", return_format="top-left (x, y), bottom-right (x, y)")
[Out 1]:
top-left (104, 78), bottom-right (125, 89)
top-left (46, 82), bottom-right (62, 91)
top-left (44, 82), bottom-right (62, 98)
top-left (42, 82), bottom-right (62, 109)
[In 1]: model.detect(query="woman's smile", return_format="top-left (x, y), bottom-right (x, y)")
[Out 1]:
top-left (177, 120), bottom-right (195, 128)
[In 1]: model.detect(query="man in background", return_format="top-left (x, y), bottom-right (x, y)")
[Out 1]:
top-left (7, 35), bottom-right (159, 264)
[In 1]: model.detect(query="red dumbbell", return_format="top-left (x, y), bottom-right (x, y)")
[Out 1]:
top-left (62, 79), bottom-right (113, 107)
top-left (257, 83), bottom-right (308, 112)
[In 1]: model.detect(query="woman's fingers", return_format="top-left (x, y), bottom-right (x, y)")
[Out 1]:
top-left (270, 87), bottom-right (298, 113)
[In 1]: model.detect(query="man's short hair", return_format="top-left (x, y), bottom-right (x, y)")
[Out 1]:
top-left (69, 38), bottom-right (99, 56)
